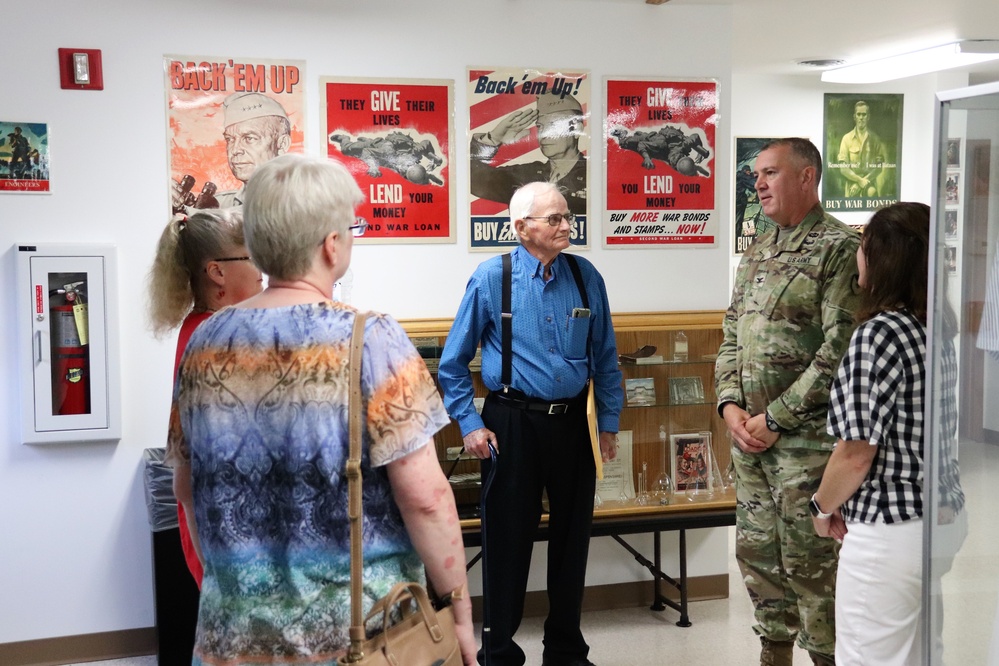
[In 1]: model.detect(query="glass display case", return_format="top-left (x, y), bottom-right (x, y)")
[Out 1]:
top-left (401, 311), bottom-right (732, 518)
top-left (926, 81), bottom-right (999, 664)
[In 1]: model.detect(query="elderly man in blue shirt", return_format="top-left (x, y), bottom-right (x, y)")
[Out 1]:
top-left (439, 181), bottom-right (623, 666)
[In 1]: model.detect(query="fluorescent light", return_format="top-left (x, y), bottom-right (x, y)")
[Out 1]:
top-left (821, 40), bottom-right (999, 84)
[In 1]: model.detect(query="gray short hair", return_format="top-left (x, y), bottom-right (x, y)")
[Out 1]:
top-left (242, 154), bottom-right (364, 281)
top-left (509, 181), bottom-right (561, 221)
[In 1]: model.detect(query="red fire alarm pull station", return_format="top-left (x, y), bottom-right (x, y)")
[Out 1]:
top-left (58, 48), bottom-right (103, 90)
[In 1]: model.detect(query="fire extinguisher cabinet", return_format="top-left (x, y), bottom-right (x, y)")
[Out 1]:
top-left (15, 243), bottom-right (121, 444)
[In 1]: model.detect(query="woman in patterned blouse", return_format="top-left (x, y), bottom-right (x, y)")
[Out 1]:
top-left (167, 154), bottom-right (476, 665)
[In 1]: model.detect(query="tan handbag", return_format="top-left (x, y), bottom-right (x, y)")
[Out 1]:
top-left (338, 312), bottom-right (462, 666)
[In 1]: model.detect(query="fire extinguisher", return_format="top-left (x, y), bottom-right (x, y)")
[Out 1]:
top-left (50, 281), bottom-right (90, 416)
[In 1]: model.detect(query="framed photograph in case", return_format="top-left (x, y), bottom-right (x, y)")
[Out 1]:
top-left (625, 377), bottom-right (656, 406)
top-left (670, 432), bottom-right (711, 492)
top-left (669, 376), bottom-right (704, 404)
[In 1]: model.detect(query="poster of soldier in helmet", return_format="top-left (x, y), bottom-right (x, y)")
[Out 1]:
top-left (822, 93), bottom-right (902, 213)
top-left (732, 137), bottom-right (778, 254)
top-left (0, 121), bottom-right (49, 193)
top-left (467, 67), bottom-right (590, 251)
top-left (604, 78), bottom-right (717, 248)
top-left (164, 55), bottom-right (305, 216)
top-left (321, 77), bottom-right (455, 244)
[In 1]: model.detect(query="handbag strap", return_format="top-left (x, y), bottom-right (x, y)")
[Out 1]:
top-left (346, 311), bottom-right (369, 662)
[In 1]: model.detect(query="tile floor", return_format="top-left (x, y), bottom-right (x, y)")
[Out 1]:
top-left (64, 527), bottom-right (813, 666)
top-left (67, 438), bottom-right (999, 666)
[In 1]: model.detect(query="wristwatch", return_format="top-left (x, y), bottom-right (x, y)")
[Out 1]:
top-left (809, 493), bottom-right (833, 520)
top-left (765, 411), bottom-right (783, 433)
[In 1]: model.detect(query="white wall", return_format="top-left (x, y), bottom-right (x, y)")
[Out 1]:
top-left (0, 0), bottom-right (736, 644)
top-left (0, 0), bottom-right (969, 647)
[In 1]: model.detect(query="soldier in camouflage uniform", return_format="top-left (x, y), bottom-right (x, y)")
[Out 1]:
top-left (715, 138), bottom-right (861, 666)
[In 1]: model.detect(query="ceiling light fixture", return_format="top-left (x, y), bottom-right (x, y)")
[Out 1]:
top-left (821, 40), bottom-right (999, 84)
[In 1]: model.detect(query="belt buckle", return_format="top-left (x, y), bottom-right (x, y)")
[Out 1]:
top-left (548, 403), bottom-right (568, 415)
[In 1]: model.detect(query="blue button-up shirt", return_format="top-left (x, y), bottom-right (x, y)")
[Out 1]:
top-left (438, 245), bottom-right (623, 436)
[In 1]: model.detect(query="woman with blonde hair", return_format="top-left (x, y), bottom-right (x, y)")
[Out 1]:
top-left (167, 154), bottom-right (476, 665)
top-left (148, 208), bottom-right (263, 587)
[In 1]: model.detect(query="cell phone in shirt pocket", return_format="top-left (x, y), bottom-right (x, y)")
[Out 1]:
top-left (564, 309), bottom-right (590, 359)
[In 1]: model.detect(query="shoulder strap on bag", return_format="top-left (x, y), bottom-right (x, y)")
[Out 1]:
top-left (346, 311), bottom-right (369, 663)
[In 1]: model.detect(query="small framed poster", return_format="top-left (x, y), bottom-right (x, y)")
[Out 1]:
top-left (670, 432), bottom-right (711, 492)
top-left (1, 122), bottom-right (50, 193)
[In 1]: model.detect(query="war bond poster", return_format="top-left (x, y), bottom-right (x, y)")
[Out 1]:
top-left (604, 78), bottom-right (717, 247)
top-left (822, 93), bottom-right (903, 214)
top-left (467, 67), bottom-right (590, 251)
top-left (322, 77), bottom-right (455, 244)
top-left (733, 137), bottom-right (778, 254)
top-left (165, 55), bottom-right (306, 215)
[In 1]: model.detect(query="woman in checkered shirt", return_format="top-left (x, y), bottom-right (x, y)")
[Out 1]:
top-left (810, 202), bottom-right (965, 666)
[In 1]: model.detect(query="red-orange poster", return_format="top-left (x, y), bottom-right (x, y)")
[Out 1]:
top-left (604, 78), bottom-right (718, 247)
top-left (164, 55), bottom-right (306, 215)
top-left (322, 77), bottom-right (455, 244)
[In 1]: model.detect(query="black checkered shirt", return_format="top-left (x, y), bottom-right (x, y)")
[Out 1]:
top-left (827, 310), bottom-right (927, 524)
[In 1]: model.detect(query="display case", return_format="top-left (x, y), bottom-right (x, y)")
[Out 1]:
top-left (401, 311), bottom-right (729, 516)
top-left (925, 81), bottom-right (999, 664)
top-left (14, 243), bottom-right (121, 444)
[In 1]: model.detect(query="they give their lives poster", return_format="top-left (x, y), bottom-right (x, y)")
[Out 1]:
top-left (604, 78), bottom-right (718, 248)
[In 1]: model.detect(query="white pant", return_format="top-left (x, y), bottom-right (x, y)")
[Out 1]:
top-left (835, 518), bottom-right (923, 666)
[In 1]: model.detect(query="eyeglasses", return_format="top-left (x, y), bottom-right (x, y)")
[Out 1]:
top-left (524, 212), bottom-right (575, 227)
top-left (211, 256), bottom-right (251, 263)
top-left (348, 217), bottom-right (368, 237)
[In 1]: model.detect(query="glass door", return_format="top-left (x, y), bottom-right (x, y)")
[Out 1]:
top-left (927, 81), bottom-right (999, 665)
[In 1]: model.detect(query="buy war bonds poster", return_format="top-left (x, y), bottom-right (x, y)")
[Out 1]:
top-left (822, 93), bottom-right (902, 214)
top-left (604, 78), bottom-right (717, 247)
top-left (733, 137), bottom-right (778, 254)
top-left (467, 67), bottom-right (590, 251)
top-left (322, 77), bottom-right (455, 243)
top-left (165, 55), bottom-right (306, 216)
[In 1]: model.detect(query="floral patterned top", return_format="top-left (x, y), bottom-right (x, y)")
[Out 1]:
top-left (167, 302), bottom-right (449, 665)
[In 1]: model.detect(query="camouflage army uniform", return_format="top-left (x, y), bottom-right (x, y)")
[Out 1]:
top-left (715, 204), bottom-right (861, 657)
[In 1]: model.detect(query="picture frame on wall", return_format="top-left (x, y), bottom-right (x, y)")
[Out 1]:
top-left (945, 245), bottom-right (958, 275)
top-left (945, 209), bottom-right (958, 240)
top-left (732, 137), bottom-right (778, 254)
top-left (603, 77), bottom-right (719, 248)
top-left (467, 66), bottom-right (591, 251)
top-left (164, 55), bottom-right (306, 216)
top-left (946, 138), bottom-right (962, 168)
top-left (0, 121), bottom-right (50, 193)
top-left (321, 76), bottom-right (456, 244)
top-left (946, 170), bottom-right (961, 204)
top-left (822, 93), bottom-right (903, 213)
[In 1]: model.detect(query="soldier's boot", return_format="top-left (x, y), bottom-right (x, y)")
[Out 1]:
top-left (760, 638), bottom-right (794, 666)
top-left (807, 650), bottom-right (835, 666)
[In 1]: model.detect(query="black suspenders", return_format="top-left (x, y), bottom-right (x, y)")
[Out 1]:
top-left (500, 252), bottom-right (589, 392)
